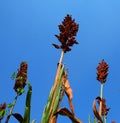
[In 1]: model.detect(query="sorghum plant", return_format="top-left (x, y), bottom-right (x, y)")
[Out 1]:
top-left (92, 59), bottom-right (110, 123)
top-left (4, 62), bottom-right (32, 123)
top-left (41, 14), bottom-right (82, 123)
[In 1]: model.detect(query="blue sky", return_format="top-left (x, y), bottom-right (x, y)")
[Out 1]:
top-left (0, 0), bottom-right (120, 123)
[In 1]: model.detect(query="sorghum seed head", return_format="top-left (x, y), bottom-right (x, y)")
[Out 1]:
top-left (96, 59), bottom-right (109, 83)
top-left (53, 14), bottom-right (79, 53)
top-left (13, 62), bottom-right (28, 94)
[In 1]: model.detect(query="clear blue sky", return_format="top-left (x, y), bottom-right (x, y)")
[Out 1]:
top-left (0, 0), bottom-right (120, 123)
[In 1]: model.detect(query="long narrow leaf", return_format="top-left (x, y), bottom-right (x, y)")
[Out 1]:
top-left (23, 82), bottom-right (32, 123)
top-left (88, 115), bottom-right (91, 123)
top-left (52, 65), bottom-right (64, 114)
top-left (41, 65), bottom-right (64, 123)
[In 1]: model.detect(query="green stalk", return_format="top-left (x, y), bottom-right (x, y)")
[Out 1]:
top-left (103, 115), bottom-right (106, 123)
top-left (10, 93), bottom-right (19, 115)
top-left (5, 93), bottom-right (19, 123)
top-left (100, 84), bottom-right (104, 99)
top-left (99, 84), bottom-right (104, 117)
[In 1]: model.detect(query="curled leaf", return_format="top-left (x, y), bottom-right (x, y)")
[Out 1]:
top-left (5, 113), bottom-right (23, 123)
top-left (56, 108), bottom-right (83, 123)
top-left (96, 97), bottom-right (110, 116)
top-left (92, 99), bottom-right (103, 123)
top-left (12, 113), bottom-right (23, 123)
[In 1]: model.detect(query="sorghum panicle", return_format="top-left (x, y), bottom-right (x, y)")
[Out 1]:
top-left (13, 62), bottom-right (28, 93)
top-left (96, 59), bottom-right (109, 83)
top-left (53, 14), bottom-right (79, 53)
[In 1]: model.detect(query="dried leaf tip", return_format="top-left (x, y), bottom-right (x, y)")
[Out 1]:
top-left (96, 59), bottom-right (109, 83)
top-left (53, 14), bottom-right (79, 53)
top-left (13, 62), bottom-right (28, 94)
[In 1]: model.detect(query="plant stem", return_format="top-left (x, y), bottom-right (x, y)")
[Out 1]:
top-left (48, 50), bottom-right (64, 122)
top-left (103, 115), bottom-right (106, 123)
top-left (5, 93), bottom-right (19, 123)
top-left (10, 93), bottom-right (19, 115)
top-left (55, 50), bottom-right (64, 82)
top-left (51, 50), bottom-right (64, 95)
top-left (99, 84), bottom-right (104, 117)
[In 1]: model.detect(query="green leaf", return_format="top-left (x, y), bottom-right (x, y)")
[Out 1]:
top-left (31, 119), bottom-right (36, 123)
top-left (94, 116), bottom-right (97, 123)
top-left (52, 65), bottom-right (64, 114)
top-left (23, 82), bottom-right (32, 123)
top-left (88, 115), bottom-right (91, 123)
top-left (41, 65), bottom-right (65, 123)
top-left (11, 72), bottom-right (16, 80)
top-left (17, 88), bottom-right (25, 94)
top-left (0, 109), bottom-right (6, 117)
top-left (7, 103), bottom-right (14, 108)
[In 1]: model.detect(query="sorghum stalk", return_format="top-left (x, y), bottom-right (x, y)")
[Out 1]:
top-left (5, 93), bottom-right (19, 123)
top-left (99, 83), bottom-right (104, 117)
top-left (9, 93), bottom-right (19, 115)
top-left (52, 50), bottom-right (64, 91)
top-left (48, 64), bottom-right (64, 122)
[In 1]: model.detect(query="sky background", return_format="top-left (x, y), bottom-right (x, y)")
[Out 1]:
top-left (0, 0), bottom-right (120, 123)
